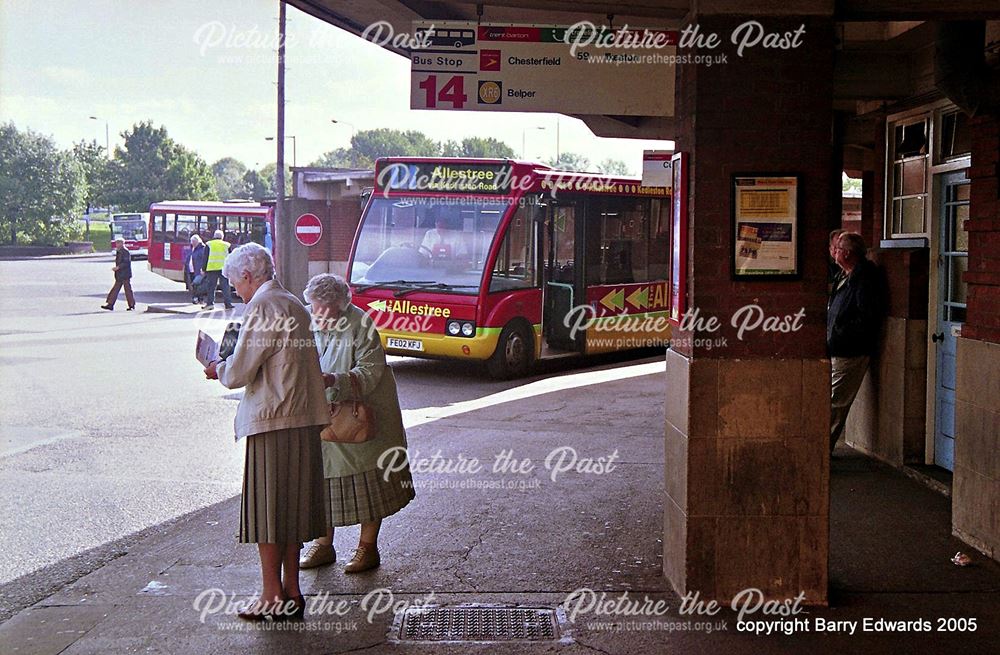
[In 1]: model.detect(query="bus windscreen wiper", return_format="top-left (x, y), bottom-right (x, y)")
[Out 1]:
top-left (394, 283), bottom-right (479, 297)
top-left (355, 280), bottom-right (434, 293)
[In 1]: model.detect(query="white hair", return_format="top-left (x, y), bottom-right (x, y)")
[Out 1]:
top-left (304, 274), bottom-right (352, 311)
top-left (190, 234), bottom-right (203, 245)
top-left (115, 237), bottom-right (125, 245)
top-left (214, 229), bottom-right (224, 239)
top-left (222, 242), bottom-right (274, 283)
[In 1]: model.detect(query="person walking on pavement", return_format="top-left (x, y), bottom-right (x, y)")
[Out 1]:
top-left (203, 229), bottom-right (235, 310)
top-left (203, 243), bottom-right (329, 621)
top-left (828, 232), bottom-right (885, 452)
top-left (298, 274), bottom-right (415, 574)
top-left (184, 234), bottom-right (208, 304)
top-left (101, 238), bottom-right (135, 311)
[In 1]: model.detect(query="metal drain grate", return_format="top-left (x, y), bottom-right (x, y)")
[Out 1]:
top-left (398, 606), bottom-right (559, 642)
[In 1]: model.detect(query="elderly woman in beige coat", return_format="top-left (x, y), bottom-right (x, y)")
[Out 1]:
top-left (299, 274), bottom-right (415, 573)
top-left (204, 243), bottom-right (329, 620)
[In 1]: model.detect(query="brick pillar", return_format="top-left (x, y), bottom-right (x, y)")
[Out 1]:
top-left (953, 114), bottom-right (1000, 561)
top-left (663, 16), bottom-right (835, 603)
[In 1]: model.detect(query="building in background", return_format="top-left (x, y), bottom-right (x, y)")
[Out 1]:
top-left (288, 167), bottom-right (373, 279)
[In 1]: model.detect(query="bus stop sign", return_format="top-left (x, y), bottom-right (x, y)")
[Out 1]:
top-left (294, 213), bottom-right (323, 246)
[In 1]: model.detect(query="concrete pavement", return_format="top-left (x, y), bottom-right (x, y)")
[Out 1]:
top-left (1, 362), bottom-right (998, 654)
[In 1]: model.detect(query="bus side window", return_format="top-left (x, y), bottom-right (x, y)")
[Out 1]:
top-left (175, 214), bottom-right (197, 243)
top-left (489, 206), bottom-right (534, 291)
top-left (648, 199), bottom-right (669, 280)
top-left (152, 213), bottom-right (166, 242)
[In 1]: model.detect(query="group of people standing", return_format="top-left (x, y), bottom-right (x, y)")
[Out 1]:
top-left (185, 231), bottom-right (236, 310)
top-left (202, 242), bottom-right (414, 621)
top-left (183, 224), bottom-right (876, 620)
top-left (101, 230), bottom-right (238, 312)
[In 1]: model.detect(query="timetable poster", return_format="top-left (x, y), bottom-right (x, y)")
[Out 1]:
top-left (733, 175), bottom-right (799, 277)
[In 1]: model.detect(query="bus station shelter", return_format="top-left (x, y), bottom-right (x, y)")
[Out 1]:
top-left (290, 0), bottom-right (1000, 604)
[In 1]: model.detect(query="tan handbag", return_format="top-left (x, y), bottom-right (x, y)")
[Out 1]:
top-left (321, 372), bottom-right (376, 443)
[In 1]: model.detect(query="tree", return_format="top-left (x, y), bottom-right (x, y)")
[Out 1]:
top-left (310, 147), bottom-right (360, 168)
top-left (243, 169), bottom-right (271, 202)
top-left (212, 157), bottom-right (250, 200)
top-left (455, 137), bottom-right (516, 158)
top-left (547, 152), bottom-right (592, 172)
top-left (352, 128), bottom-right (440, 164)
top-left (842, 172), bottom-right (862, 195)
top-left (0, 123), bottom-right (85, 245)
top-left (440, 140), bottom-right (462, 158)
top-left (71, 139), bottom-right (112, 213)
top-left (312, 130), bottom-right (517, 169)
top-left (596, 158), bottom-right (632, 176)
top-left (259, 162), bottom-right (292, 197)
top-left (105, 121), bottom-right (217, 211)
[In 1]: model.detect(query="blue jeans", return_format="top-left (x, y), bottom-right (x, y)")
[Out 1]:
top-left (204, 270), bottom-right (233, 306)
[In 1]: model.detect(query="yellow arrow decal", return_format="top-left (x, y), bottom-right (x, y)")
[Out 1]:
top-left (600, 288), bottom-right (624, 311)
top-left (368, 299), bottom-right (387, 312)
top-left (626, 287), bottom-right (649, 309)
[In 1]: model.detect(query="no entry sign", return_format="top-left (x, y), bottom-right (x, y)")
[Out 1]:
top-left (294, 213), bottom-right (323, 247)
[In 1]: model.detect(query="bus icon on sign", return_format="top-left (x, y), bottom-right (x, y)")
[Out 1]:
top-left (478, 80), bottom-right (502, 104)
top-left (425, 28), bottom-right (475, 48)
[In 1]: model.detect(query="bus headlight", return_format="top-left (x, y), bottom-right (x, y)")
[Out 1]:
top-left (446, 320), bottom-right (475, 338)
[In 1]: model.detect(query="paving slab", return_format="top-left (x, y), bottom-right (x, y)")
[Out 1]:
top-left (2, 373), bottom-right (999, 654)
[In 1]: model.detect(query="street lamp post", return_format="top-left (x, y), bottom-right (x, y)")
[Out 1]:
top-left (522, 126), bottom-right (546, 160)
top-left (265, 135), bottom-right (296, 167)
top-left (331, 119), bottom-right (356, 136)
top-left (88, 116), bottom-right (110, 159)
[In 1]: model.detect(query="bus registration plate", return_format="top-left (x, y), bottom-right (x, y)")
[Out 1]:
top-left (387, 337), bottom-right (424, 352)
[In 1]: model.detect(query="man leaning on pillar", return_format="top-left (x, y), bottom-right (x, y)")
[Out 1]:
top-left (827, 232), bottom-right (885, 452)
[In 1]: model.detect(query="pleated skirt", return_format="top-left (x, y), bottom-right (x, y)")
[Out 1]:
top-left (239, 426), bottom-right (327, 544)
top-left (324, 465), bottom-right (416, 527)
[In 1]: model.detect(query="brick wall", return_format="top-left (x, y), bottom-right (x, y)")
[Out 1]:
top-left (964, 115), bottom-right (1000, 344)
top-left (671, 16), bottom-right (834, 360)
top-left (286, 198), bottom-right (364, 265)
top-left (327, 198), bottom-right (363, 260)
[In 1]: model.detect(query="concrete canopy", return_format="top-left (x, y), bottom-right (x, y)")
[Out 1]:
top-left (286, 1), bottom-right (1000, 141)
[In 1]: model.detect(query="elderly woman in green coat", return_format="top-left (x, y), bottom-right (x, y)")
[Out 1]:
top-left (299, 273), bottom-right (415, 573)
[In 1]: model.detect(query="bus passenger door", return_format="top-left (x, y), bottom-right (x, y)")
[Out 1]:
top-left (542, 198), bottom-right (581, 352)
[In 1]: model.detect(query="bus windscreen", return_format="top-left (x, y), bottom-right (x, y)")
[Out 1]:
top-left (350, 196), bottom-right (511, 292)
top-left (111, 216), bottom-right (147, 240)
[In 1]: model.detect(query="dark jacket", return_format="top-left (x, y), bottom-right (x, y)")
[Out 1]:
top-left (827, 258), bottom-right (884, 357)
top-left (185, 243), bottom-right (208, 277)
top-left (114, 248), bottom-right (132, 281)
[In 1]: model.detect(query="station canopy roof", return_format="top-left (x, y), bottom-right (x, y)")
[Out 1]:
top-left (287, 1), bottom-right (1000, 140)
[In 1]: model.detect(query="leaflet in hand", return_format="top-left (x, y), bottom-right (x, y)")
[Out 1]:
top-left (196, 330), bottom-right (219, 367)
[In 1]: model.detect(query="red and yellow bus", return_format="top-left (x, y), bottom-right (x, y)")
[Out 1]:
top-left (147, 201), bottom-right (274, 282)
top-left (347, 158), bottom-right (673, 378)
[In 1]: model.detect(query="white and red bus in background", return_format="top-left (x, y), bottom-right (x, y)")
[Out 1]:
top-left (147, 201), bottom-right (274, 282)
top-left (347, 158), bottom-right (673, 378)
top-left (109, 212), bottom-right (150, 258)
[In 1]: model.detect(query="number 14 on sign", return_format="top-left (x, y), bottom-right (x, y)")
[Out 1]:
top-left (417, 75), bottom-right (468, 109)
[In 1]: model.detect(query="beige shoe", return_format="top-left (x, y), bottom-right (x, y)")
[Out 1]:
top-left (299, 542), bottom-right (336, 569)
top-left (343, 545), bottom-right (380, 573)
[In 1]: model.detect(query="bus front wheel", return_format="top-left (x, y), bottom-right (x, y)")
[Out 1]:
top-left (486, 323), bottom-right (533, 379)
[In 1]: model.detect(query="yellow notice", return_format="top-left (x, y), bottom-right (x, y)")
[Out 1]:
top-left (738, 188), bottom-right (790, 219)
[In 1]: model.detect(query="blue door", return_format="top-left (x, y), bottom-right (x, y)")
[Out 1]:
top-left (933, 173), bottom-right (969, 471)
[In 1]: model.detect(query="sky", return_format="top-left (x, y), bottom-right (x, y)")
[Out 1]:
top-left (0, 0), bottom-right (673, 175)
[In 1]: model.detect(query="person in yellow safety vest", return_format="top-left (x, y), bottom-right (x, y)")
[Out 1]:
top-left (203, 229), bottom-right (235, 310)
